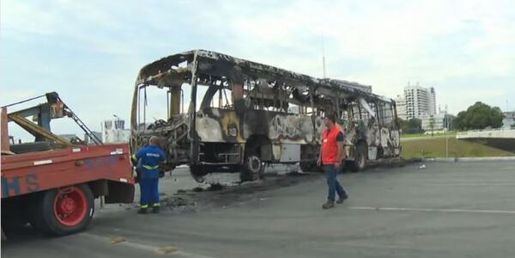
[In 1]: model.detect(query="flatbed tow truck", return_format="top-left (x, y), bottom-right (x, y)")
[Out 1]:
top-left (1, 92), bottom-right (134, 237)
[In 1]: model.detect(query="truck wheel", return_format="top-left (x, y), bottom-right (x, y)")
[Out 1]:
top-left (240, 155), bottom-right (264, 182)
top-left (30, 184), bottom-right (94, 235)
top-left (349, 142), bottom-right (367, 172)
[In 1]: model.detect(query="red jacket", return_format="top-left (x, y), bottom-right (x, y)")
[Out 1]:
top-left (321, 126), bottom-right (343, 165)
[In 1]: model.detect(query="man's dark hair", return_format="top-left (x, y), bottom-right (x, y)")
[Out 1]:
top-left (325, 113), bottom-right (337, 123)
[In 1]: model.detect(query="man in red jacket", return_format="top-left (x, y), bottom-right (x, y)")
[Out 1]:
top-left (317, 113), bottom-right (349, 209)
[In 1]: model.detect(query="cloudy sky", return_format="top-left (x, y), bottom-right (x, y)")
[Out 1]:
top-left (1, 0), bottom-right (514, 136)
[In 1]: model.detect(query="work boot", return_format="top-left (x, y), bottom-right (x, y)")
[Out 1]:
top-left (322, 201), bottom-right (335, 209)
top-left (336, 195), bottom-right (348, 204)
top-left (152, 205), bottom-right (160, 214)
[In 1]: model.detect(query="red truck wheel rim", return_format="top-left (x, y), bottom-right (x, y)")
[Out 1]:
top-left (53, 187), bottom-right (88, 227)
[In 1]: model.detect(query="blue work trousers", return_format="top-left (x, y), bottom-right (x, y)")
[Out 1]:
top-left (139, 173), bottom-right (160, 207)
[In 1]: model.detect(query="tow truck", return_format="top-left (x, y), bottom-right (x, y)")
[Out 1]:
top-left (1, 92), bottom-right (134, 236)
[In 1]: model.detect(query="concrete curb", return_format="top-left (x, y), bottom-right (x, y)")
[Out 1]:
top-left (423, 156), bottom-right (515, 162)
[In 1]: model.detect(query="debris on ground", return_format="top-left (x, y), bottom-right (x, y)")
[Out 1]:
top-left (110, 236), bottom-right (126, 245)
top-left (162, 196), bottom-right (195, 208)
top-left (156, 246), bottom-right (177, 255)
top-left (176, 189), bottom-right (187, 194)
top-left (207, 183), bottom-right (224, 191)
top-left (286, 171), bottom-right (307, 176)
top-left (192, 187), bottom-right (204, 192)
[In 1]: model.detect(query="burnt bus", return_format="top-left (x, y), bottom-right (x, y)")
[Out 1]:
top-left (130, 50), bottom-right (401, 182)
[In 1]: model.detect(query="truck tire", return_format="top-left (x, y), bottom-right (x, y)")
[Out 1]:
top-left (28, 195), bottom-right (49, 233)
top-left (240, 155), bottom-right (264, 182)
top-left (30, 184), bottom-right (94, 235)
top-left (349, 142), bottom-right (367, 172)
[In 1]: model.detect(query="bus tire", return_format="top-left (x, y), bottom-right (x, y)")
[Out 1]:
top-left (299, 162), bottom-right (313, 172)
top-left (30, 184), bottom-right (94, 236)
top-left (300, 162), bottom-right (323, 173)
top-left (190, 165), bottom-right (209, 183)
top-left (240, 155), bottom-right (264, 182)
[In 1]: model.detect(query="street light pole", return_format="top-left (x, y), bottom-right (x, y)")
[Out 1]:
top-left (445, 111), bottom-right (449, 158)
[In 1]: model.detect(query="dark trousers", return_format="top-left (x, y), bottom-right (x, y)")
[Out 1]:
top-left (323, 165), bottom-right (347, 202)
top-left (139, 176), bottom-right (159, 207)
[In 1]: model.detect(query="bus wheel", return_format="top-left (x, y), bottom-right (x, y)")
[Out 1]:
top-left (240, 155), bottom-right (264, 182)
top-left (31, 184), bottom-right (94, 235)
top-left (190, 165), bottom-right (209, 183)
top-left (349, 143), bottom-right (367, 172)
top-left (300, 162), bottom-right (314, 172)
top-left (300, 162), bottom-right (322, 173)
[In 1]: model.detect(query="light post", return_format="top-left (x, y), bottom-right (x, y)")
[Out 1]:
top-left (445, 111), bottom-right (449, 158)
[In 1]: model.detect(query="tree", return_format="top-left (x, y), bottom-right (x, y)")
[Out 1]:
top-left (397, 118), bottom-right (422, 134)
top-left (453, 111), bottom-right (466, 130)
top-left (408, 118), bottom-right (422, 133)
top-left (444, 114), bottom-right (456, 130)
top-left (454, 102), bottom-right (503, 130)
top-left (429, 115), bottom-right (435, 136)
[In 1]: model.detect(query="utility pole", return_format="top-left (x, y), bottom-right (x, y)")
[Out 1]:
top-left (322, 36), bottom-right (327, 79)
top-left (445, 110), bottom-right (449, 158)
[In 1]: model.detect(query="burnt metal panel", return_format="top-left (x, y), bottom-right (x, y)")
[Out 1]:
top-left (279, 144), bottom-right (301, 162)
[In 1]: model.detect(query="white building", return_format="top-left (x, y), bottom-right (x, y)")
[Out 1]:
top-left (421, 113), bottom-right (445, 131)
top-left (404, 83), bottom-right (437, 119)
top-left (428, 87), bottom-right (436, 116)
top-left (503, 112), bottom-right (515, 129)
top-left (102, 118), bottom-right (130, 143)
top-left (84, 131), bottom-right (102, 144)
top-left (394, 95), bottom-right (408, 120)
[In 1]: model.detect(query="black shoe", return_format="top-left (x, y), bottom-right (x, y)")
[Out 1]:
top-left (138, 207), bottom-right (148, 214)
top-left (152, 206), bottom-right (160, 214)
top-left (322, 201), bottom-right (335, 209)
top-left (336, 195), bottom-right (348, 204)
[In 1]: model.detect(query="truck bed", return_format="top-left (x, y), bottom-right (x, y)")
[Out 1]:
top-left (1, 144), bottom-right (134, 199)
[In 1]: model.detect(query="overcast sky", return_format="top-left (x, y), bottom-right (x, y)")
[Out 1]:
top-left (1, 0), bottom-right (514, 136)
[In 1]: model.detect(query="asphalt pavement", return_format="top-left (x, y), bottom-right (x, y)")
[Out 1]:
top-left (3, 161), bottom-right (515, 258)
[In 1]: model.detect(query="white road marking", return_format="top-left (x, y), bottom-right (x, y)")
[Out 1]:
top-left (427, 182), bottom-right (515, 186)
top-left (338, 242), bottom-right (438, 251)
top-left (81, 233), bottom-right (216, 258)
top-left (349, 206), bottom-right (515, 215)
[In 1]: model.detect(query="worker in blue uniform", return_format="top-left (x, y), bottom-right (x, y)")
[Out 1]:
top-left (132, 136), bottom-right (166, 214)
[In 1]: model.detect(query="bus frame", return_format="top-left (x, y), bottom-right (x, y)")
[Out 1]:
top-left (130, 49), bottom-right (401, 181)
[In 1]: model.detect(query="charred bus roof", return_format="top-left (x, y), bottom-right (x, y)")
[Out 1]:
top-left (134, 49), bottom-right (394, 104)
